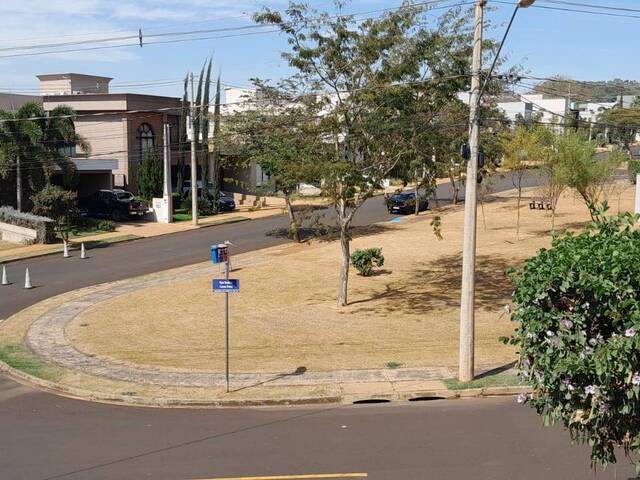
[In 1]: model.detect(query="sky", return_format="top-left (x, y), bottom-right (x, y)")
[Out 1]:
top-left (1, 0), bottom-right (639, 99)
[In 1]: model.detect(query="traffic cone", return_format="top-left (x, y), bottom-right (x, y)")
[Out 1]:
top-left (80, 242), bottom-right (86, 259)
top-left (24, 268), bottom-right (32, 289)
top-left (1, 265), bottom-right (8, 286)
top-left (63, 240), bottom-right (70, 258)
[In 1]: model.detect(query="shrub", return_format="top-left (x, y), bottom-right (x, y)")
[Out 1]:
top-left (73, 217), bottom-right (116, 233)
top-left (629, 159), bottom-right (640, 184)
top-left (503, 211), bottom-right (640, 471)
top-left (350, 248), bottom-right (384, 276)
top-left (181, 194), bottom-right (214, 216)
top-left (31, 185), bottom-right (77, 242)
top-left (0, 206), bottom-right (54, 243)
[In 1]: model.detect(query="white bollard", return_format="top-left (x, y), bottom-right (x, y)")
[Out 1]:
top-left (24, 267), bottom-right (32, 289)
top-left (1, 265), bottom-right (8, 286)
top-left (80, 242), bottom-right (86, 259)
top-left (63, 240), bottom-right (70, 258)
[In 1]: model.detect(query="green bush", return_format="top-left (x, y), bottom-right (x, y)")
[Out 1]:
top-left (0, 206), bottom-right (54, 243)
top-left (629, 159), bottom-right (640, 184)
top-left (180, 194), bottom-right (214, 216)
top-left (350, 248), bottom-right (384, 276)
top-left (503, 210), bottom-right (640, 471)
top-left (31, 185), bottom-right (77, 242)
top-left (73, 217), bottom-right (116, 233)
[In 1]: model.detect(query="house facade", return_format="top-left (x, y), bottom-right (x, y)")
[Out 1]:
top-left (39, 73), bottom-right (182, 196)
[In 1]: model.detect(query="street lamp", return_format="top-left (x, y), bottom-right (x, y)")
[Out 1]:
top-left (458, 0), bottom-right (536, 383)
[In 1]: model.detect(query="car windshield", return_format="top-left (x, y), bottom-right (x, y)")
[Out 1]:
top-left (392, 193), bottom-right (414, 200)
top-left (116, 192), bottom-right (134, 200)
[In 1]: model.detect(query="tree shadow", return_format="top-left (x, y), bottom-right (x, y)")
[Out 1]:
top-left (347, 252), bottom-right (516, 314)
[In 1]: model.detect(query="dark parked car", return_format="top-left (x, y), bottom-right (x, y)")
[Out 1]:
top-left (79, 189), bottom-right (148, 221)
top-left (217, 192), bottom-right (236, 212)
top-left (387, 191), bottom-right (428, 214)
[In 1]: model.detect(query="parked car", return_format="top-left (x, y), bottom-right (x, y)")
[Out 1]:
top-left (180, 182), bottom-right (236, 212)
top-left (387, 191), bottom-right (428, 214)
top-left (217, 192), bottom-right (236, 212)
top-left (79, 189), bottom-right (148, 221)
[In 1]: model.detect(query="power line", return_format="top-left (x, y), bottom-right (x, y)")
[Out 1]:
top-left (493, 0), bottom-right (640, 19)
top-left (0, 0), bottom-right (472, 59)
top-left (541, 0), bottom-right (640, 14)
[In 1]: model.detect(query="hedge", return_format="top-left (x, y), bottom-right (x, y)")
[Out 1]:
top-left (0, 206), bottom-right (55, 243)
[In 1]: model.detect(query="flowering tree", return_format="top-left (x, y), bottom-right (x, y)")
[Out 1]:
top-left (503, 209), bottom-right (640, 472)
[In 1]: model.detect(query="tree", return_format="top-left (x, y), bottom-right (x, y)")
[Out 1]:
top-left (31, 184), bottom-right (77, 243)
top-left (137, 150), bottom-right (163, 201)
top-left (210, 71), bottom-right (222, 213)
top-left (255, 2), bottom-right (478, 306)
top-left (501, 125), bottom-right (547, 239)
top-left (554, 132), bottom-right (621, 219)
top-left (599, 107), bottom-right (640, 153)
top-left (0, 102), bottom-right (87, 211)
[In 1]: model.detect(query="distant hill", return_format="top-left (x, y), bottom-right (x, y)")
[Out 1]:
top-left (532, 76), bottom-right (640, 103)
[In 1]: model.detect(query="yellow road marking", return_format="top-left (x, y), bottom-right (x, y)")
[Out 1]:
top-left (197, 474), bottom-right (367, 480)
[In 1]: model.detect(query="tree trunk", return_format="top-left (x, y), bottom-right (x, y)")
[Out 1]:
top-left (431, 180), bottom-right (440, 208)
top-left (337, 198), bottom-right (350, 307)
top-left (414, 183), bottom-right (420, 216)
top-left (283, 188), bottom-right (300, 243)
top-left (338, 224), bottom-right (350, 307)
top-left (16, 155), bottom-right (22, 212)
top-left (516, 185), bottom-right (522, 240)
top-left (450, 174), bottom-right (459, 205)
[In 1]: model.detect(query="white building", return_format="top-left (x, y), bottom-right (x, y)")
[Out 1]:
top-left (496, 93), bottom-right (568, 125)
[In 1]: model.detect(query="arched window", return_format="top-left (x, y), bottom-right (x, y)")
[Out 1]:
top-left (138, 123), bottom-right (154, 155)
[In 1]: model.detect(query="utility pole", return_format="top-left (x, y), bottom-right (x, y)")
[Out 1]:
top-left (163, 123), bottom-right (173, 222)
top-left (458, 0), bottom-right (535, 382)
top-left (190, 72), bottom-right (198, 226)
top-left (458, 0), bottom-right (485, 382)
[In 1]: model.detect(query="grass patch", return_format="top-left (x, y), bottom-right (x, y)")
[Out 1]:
top-left (173, 209), bottom-right (191, 222)
top-left (444, 374), bottom-right (527, 390)
top-left (0, 344), bottom-right (62, 381)
top-left (83, 234), bottom-right (140, 249)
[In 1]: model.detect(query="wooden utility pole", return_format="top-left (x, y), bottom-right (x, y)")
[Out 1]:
top-left (190, 72), bottom-right (198, 226)
top-left (458, 0), bottom-right (485, 382)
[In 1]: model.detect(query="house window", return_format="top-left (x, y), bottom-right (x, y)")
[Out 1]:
top-left (138, 123), bottom-right (154, 155)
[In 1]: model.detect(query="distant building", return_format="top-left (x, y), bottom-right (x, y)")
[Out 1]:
top-left (38, 73), bottom-right (183, 196)
top-left (496, 93), bottom-right (568, 126)
top-left (0, 92), bottom-right (41, 111)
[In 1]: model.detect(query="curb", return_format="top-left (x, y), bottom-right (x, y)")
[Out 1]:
top-left (0, 359), bottom-right (531, 409)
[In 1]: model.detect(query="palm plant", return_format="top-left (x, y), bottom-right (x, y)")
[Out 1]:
top-left (0, 102), bottom-right (88, 211)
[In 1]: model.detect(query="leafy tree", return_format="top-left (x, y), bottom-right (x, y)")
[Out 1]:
top-left (137, 150), bottom-right (163, 201)
top-left (501, 125), bottom-right (548, 239)
top-left (0, 102), bottom-right (87, 211)
top-left (599, 107), bottom-right (640, 153)
top-left (31, 185), bottom-right (77, 243)
top-left (504, 211), bottom-right (640, 472)
top-left (254, 2), bottom-right (480, 306)
top-left (554, 132), bottom-right (621, 219)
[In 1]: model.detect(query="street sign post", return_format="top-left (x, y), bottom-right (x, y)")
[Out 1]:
top-left (211, 242), bottom-right (237, 392)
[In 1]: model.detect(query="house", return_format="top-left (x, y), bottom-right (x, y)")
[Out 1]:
top-left (38, 73), bottom-right (183, 196)
top-left (0, 92), bottom-right (42, 111)
top-left (496, 93), bottom-right (568, 127)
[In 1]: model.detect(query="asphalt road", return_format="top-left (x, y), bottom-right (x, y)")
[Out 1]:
top-left (0, 170), bottom-right (542, 320)
top-left (0, 378), bottom-right (635, 480)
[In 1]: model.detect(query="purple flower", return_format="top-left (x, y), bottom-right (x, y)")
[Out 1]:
top-left (562, 378), bottom-right (575, 391)
top-left (561, 319), bottom-right (573, 329)
top-left (522, 357), bottom-right (531, 369)
top-left (585, 385), bottom-right (597, 396)
top-left (516, 392), bottom-right (528, 404)
top-left (599, 403), bottom-right (610, 414)
top-left (625, 328), bottom-right (637, 338)
top-left (632, 374), bottom-right (640, 386)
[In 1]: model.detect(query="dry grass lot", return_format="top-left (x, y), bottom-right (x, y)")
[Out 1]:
top-left (68, 184), bottom-right (636, 375)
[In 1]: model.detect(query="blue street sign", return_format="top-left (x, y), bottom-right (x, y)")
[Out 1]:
top-left (212, 279), bottom-right (240, 293)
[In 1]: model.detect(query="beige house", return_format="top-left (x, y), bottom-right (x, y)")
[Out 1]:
top-left (39, 73), bottom-right (182, 196)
